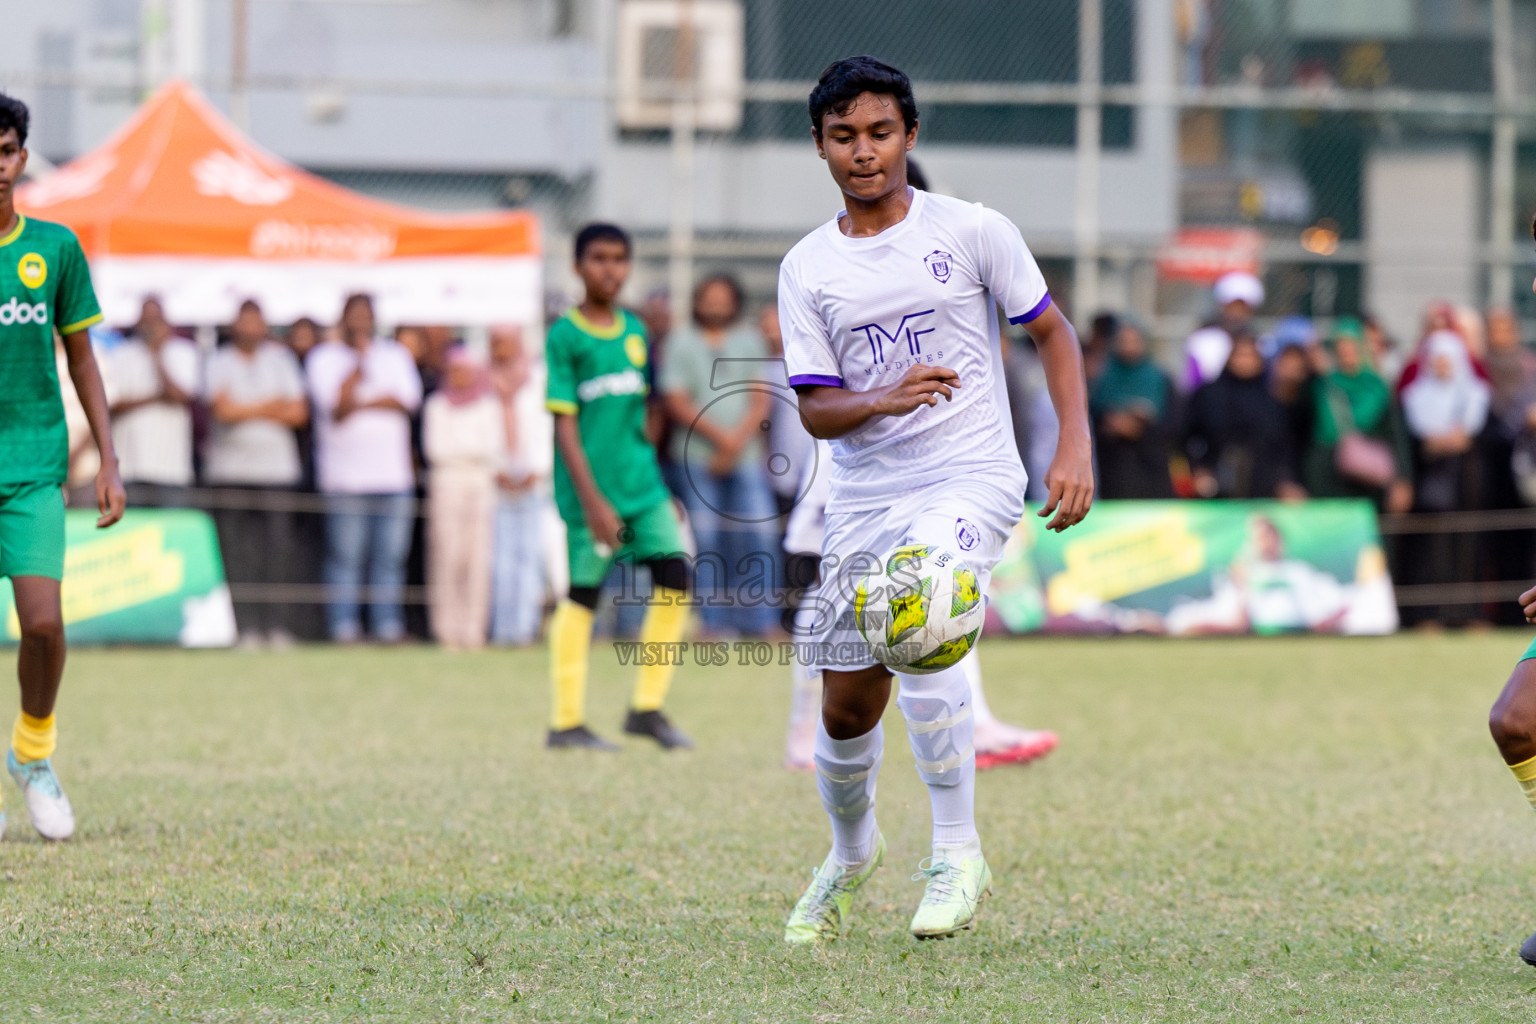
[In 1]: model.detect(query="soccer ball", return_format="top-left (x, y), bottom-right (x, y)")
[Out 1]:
top-left (853, 544), bottom-right (984, 674)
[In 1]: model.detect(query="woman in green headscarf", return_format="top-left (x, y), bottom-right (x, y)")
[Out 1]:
top-left (1091, 318), bottom-right (1174, 498)
top-left (1306, 317), bottom-right (1414, 511)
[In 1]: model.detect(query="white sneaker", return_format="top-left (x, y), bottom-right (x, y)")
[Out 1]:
top-left (8, 749), bottom-right (74, 841)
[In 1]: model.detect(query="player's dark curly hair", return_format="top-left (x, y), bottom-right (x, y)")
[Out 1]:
top-left (0, 93), bottom-right (29, 147)
top-left (574, 222), bottom-right (631, 261)
top-left (808, 56), bottom-right (918, 138)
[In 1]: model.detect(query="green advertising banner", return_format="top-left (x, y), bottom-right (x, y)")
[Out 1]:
top-left (0, 509), bottom-right (235, 646)
top-left (988, 500), bottom-right (1397, 636)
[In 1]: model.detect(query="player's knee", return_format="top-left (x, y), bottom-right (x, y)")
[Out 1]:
top-left (1491, 663), bottom-right (1536, 758)
top-left (1490, 697), bottom-right (1535, 753)
top-left (821, 700), bottom-right (878, 741)
top-left (17, 607), bottom-right (63, 645)
top-left (821, 667), bottom-right (888, 739)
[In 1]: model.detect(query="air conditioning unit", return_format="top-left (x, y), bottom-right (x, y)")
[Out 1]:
top-left (616, 0), bottom-right (744, 132)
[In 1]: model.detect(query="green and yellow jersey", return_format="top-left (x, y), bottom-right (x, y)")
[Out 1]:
top-left (545, 306), bottom-right (670, 523)
top-left (0, 215), bottom-right (102, 487)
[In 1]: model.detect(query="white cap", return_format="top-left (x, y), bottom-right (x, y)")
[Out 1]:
top-left (1213, 271), bottom-right (1264, 308)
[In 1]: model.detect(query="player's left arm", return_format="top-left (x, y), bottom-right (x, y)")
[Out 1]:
top-left (1022, 302), bottom-right (1094, 533)
top-left (62, 329), bottom-right (126, 528)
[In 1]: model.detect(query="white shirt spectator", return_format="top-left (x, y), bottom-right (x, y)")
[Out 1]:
top-left (423, 392), bottom-right (505, 478)
top-left (306, 337), bottom-right (423, 494)
top-left (107, 336), bottom-right (200, 486)
top-left (204, 340), bottom-right (307, 486)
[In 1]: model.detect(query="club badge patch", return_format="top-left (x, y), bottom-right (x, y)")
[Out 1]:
top-left (625, 334), bottom-right (648, 368)
top-left (924, 250), bottom-right (953, 285)
top-left (955, 517), bottom-right (979, 551)
top-left (17, 253), bottom-right (46, 290)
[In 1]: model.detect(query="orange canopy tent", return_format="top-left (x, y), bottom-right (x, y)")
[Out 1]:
top-left (18, 81), bottom-right (541, 327)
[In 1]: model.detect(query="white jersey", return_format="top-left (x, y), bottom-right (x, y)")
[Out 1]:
top-left (778, 188), bottom-right (1050, 513)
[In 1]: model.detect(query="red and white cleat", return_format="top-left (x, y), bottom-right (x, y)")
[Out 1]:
top-left (974, 728), bottom-right (1059, 771)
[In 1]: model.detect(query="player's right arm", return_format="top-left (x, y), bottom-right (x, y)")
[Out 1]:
top-left (794, 365), bottom-right (960, 439)
top-left (777, 252), bottom-right (959, 440)
top-left (54, 233), bottom-right (125, 527)
top-left (552, 414), bottom-right (622, 548)
top-left (62, 329), bottom-right (126, 528)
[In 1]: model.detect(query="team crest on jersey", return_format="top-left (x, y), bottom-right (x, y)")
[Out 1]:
top-left (16, 253), bottom-right (46, 290)
top-left (923, 250), bottom-right (953, 284)
top-left (624, 333), bottom-right (648, 368)
top-left (955, 517), bottom-right (980, 551)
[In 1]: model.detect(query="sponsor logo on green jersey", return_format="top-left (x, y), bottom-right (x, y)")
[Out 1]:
top-left (576, 367), bottom-right (647, 402)
top-left (0, 297), bottom-right (48, 325)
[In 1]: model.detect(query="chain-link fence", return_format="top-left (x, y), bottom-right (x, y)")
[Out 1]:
top-left (4, 0), bottom-right (1536, 344)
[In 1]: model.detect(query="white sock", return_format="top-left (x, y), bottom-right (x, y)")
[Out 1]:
top-left (897, 664), bottom-right (979, 850)
top-left (929, 758), bottom-right (977, 849)
top-left (814, 718), bottom-right (883, 866)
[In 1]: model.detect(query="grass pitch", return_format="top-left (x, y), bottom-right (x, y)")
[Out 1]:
top-left (0, 634), bottom-right (1533, 1022)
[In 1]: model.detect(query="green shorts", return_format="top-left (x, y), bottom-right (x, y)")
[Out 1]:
top-left (1521, 635), bottom-right (1536, 664)
top-left (566, 499), bottom-right (687, 589)
top-left (0, 481), bottom-right (66, 581)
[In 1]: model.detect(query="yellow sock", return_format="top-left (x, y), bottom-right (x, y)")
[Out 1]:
top-left (12, 712), bottom-right (56, 764)
top-left (1512, 754), bottom-right (1536, 810)
top-left (549, 600), bottom-right (595, 731)
top-left (631, 587), bottom-right (690, 712)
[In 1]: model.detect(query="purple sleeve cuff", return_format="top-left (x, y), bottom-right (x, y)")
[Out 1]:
top-left (789, 373), bottom-right (844, 388)
top-left (1008, 293), bottom-right (1052, 325)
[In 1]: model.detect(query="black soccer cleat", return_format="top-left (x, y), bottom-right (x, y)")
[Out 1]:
top-left (1521, 930), bottom-right (1536, 967)
top-left (546, 725), bottom-right (620, 751)
top-left (622, 709), bottom-right (694, 750)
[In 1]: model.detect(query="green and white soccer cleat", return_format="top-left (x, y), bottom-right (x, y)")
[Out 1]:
top-left (7, 749), bottom-right (74, 841)
top-left (909, 846), bottom-right (992, 939)
top-left (784, 834), bottom-right (886, 945)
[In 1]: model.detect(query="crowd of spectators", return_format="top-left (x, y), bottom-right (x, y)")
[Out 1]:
top-left (70, 267), bottom-right (1533, 646)
top-left (1028, 272), bottom-right (1531, 627)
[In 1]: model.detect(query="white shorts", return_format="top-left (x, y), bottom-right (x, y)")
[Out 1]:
top-left (796, 476), bottom-right (1025, 671)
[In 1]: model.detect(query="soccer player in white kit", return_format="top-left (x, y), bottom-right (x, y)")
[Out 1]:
top-left (779, 56), bottom-right (1094, 943)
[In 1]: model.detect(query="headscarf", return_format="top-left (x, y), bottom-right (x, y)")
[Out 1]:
top-left (439, 345), bottom-right (491, 407)
top-left (1401, 330), bottom-right (1491, 438)
top-left (1261, 315), bottom-right (1317, 360)
top-left (1311, 317), bottom-right (1389, 444)
top-left (1092, 323), bottom-right (1168, 420)
top-left (1395, 303), bottom-right (1489, 394)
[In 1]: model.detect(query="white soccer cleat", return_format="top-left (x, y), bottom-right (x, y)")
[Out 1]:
top-left (784, 834), bottom-right (886, 944)
top-left (909, 843), bottom-right (992, 939)
top-left (8, 749), bottom-right (74, 841)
